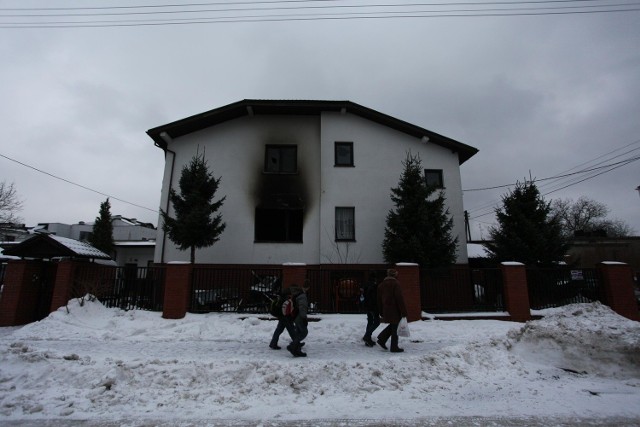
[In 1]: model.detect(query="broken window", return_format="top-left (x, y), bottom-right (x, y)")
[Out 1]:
top-left (265, 145), bottom-right (297, 174)
top-left (255, 195), bottom-right (303, 243)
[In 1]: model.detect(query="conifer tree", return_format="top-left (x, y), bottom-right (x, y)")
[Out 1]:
top-left (161, 153), bottom-right (226, 263)
top-left (89, 198), bottom-right (114, 256)
top-left (485, 181), bottom-right (567, 266)
top-left (383, 152), bottom-right (458, 268)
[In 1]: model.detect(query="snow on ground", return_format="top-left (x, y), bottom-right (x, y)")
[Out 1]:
top-left (0, 299), bottom-right (639, 426)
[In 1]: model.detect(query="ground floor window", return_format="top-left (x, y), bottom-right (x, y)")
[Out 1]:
top-left (255, 208), bottom-right (303, 243)
top-left (335, 207), bottom-right (355, 241)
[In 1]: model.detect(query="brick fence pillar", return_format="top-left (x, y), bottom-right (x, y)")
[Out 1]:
top-left (597, 262), bottom-right (639, 321)
top-left (395, 263), bottom-right (421, 322)
top-left (281, 263), bottom-right (307, 289)
top-left (501, 262), bottom-right (531, 322)
top-left (162, 263), bottom-right (193, 319)
top-left (0, 260), bottom-right (43, 326)
top-left (49, 260), bottom-right (77, 313)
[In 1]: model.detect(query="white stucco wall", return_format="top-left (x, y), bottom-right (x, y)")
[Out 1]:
top-left (156, 115), bottom-right (322, 264)
top-left (154, 112), bottom-right (469, 265)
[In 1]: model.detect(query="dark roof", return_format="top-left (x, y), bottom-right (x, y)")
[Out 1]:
top-left (2, 234), bottom-right (111, 260)
top-left (147, 99), bottom-right (478, 164)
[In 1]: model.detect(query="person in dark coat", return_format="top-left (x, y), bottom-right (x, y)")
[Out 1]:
top-left (362, 273), bottom-right (380, 347)
top-left (376, 269), bottom-right (408, 353)
top-left (287, 282), bottom-right (310, 357)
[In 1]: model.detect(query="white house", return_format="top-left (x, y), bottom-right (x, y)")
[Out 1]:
top-left (147, 100), bottom-right (478, 265)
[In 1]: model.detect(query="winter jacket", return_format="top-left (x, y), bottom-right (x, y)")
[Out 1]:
top-left (363, 280), bottom-right (379, 313)
top-left (376, 276), bottom-right (408, 324)
top-left (291, 287), bottom-right (309, 320)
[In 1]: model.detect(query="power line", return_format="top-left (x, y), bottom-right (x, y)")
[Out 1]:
top-left (464, 140), bottom-right (640, 220)
top-left (0, 152), bottom-right (159, 213)
top-left (1, 0), bottom-right (638, 27)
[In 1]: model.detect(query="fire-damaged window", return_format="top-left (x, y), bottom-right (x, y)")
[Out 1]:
top-left (265, 145), bottom-right (297, 174)
top-left (255, 195), bottom-right (303, 243)
top-left (335, 207), bottom-right (355, 241)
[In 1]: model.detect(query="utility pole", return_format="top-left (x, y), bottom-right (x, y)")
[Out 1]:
top-left (464, 210), bottom-right (472, 242)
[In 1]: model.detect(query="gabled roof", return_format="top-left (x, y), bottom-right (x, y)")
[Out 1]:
top-left (147, 99), bottom-right (478, 164)
top-left (2, 234), bottom-right (111, 260)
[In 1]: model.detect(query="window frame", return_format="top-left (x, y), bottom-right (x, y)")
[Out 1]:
top-left (334, 141), bottom-right (354, 167)
top-left (424, 169), bottom-right (444, 189)
top-left (335, 206), bottom-right (356, 242)
top-left (264, 144), bottom-right (298, 174)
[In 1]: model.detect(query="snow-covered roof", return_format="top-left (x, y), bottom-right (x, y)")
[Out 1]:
top-left (467, 243), bottom-right (489, 258)
top-left (2, 234), bottom-right (111, 260)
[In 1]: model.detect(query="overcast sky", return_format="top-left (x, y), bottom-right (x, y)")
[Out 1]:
top-left (1, 0), bottom-right (639, 239)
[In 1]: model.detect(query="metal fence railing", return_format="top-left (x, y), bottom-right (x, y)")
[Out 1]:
top-left (421, 267), bottom-right (505, 313)
top-left (190, 267), bottom-right (282, 313)
top-left (526, 267), bottom-right (602, 310)
top-left (73, 264), bottom-right (165, 311)
top-left (305, 267), bottom-right (387, 314)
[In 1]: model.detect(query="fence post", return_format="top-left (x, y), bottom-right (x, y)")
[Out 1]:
top-left (395, 263), bottom-right (422, 322)
top-left (0, 260), bottom-right (43, 326)
top-left (162, 263), bottom-right (193, 319)
top-left (597, 262), bottom-right (639, 321)
top-left (49, 260), bottom-right (77, 313)
top-left (500, 262), bottom-right (531, 322)
top-left (282, 263), bottom-right (307, 289)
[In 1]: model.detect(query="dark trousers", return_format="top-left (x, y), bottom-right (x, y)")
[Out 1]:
top-left (377, 322), bottom-right (400, 350)
top-left (291, 317), bottom-right (308, 349)
top-left (270, 317), bottom-right (297, 347)
top-left (364, 312), bottom-right (380, 340)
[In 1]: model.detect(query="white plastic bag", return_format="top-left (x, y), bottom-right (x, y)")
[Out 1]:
top-left (397, 317), bottom-right (410, 337)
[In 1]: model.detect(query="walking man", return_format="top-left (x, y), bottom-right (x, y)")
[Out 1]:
top-left (362, 273), bottom-right (380, 347)
top-left (287, 281), bottom-right (310, 357)
top-left (376, 269), bottom-right (408, 353)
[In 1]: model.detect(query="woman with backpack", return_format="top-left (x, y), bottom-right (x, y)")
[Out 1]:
top-left (269, 288), bottom-right (297, 350)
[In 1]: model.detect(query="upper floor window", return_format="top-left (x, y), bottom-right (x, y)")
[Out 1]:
top-left (425, 169), bottom-right (444, 189)
top-left (265, 145), bottom-right (297, 174)
top-left (334, 142), bottom-right (354, 167)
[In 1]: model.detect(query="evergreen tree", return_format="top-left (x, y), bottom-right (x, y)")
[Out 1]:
top-left (161, 153), bottom-right (226, 263)
top-left (382, 152), bottom-right (458, 268)
top-left (485, 181), bottom-right (568, 266)
top-left (89, 198), bottom-right (114, 256)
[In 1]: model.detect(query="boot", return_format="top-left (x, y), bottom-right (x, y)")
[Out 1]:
top-left (390, 335), bottom-right (403, 352)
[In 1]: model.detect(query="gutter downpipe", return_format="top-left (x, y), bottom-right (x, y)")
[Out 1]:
top-left (159, 132), bottom-right (176, 264)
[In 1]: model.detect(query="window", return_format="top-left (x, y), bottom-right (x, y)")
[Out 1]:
top-left (335, 207), bottom-right (355, 241)
top-left (265, 145), bottom-right (297, 174)
top-left (255, 195), bottom-right (304, 243)
top-left (425, 169), bottom-right (444, 189)
top-left (255, 208), bottom-right (303, 242)
top-left (334, 142), bottom-right (354, 166)
top-left (79, 231), bottom-right (92, 242)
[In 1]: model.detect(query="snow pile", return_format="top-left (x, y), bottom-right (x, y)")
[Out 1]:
top-left (509, 303), bottom-right (640, 379)
top-left (1, 299), bottom-right (639, 424)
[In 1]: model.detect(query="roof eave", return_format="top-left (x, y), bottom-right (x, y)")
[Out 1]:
top-left (147, 99), bottom-right (478, 164)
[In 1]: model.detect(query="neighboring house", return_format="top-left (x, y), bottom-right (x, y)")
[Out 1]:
top-left (33, 216), bottom-right (157, 267)
top-left (147, 99), bottom-right (478, 265)
top-left (0, 223), bottom-right (30, 243)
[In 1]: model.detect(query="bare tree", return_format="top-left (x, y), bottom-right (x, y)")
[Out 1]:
top-left (0, 181), bottom-right (23, 224)
top-left (321, 227), bottom-right (362, 264)
top-left (551, 196), bottom-right (634, 237)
